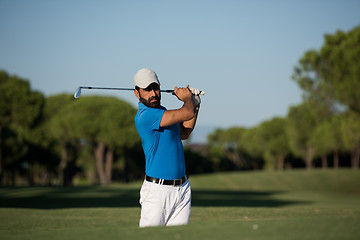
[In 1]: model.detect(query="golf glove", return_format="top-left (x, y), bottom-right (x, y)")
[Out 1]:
top-left (189, 87), bottom-right (201, 96)
top-left (189, 87), bottom-right (201, 110)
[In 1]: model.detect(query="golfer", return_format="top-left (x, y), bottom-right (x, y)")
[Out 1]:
top-left (133, 68), bottom-right (201, 227)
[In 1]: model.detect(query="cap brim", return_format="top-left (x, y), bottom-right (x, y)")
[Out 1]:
top-left (137, 81), bottom-right (160, 89)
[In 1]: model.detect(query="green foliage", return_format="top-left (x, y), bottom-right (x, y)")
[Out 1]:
top-left (286, 102), bottom-right (315, 158)
top-left (61, 96), bottom-right (139, 146)
top-left (48, 95), bottom-right (140, 185)
top-left (2, 25), bottom-right (360, 183)
top-left (340, 112), bottom-right (360, 152)
top-left (44, 94), bottom-right (76, 144)
top-left (257, 117), bottom-right (290, 170)
top-left (288, 25), bottom-right (360, 168)
top-left (320, 26), bottom-right (360, 113)
top-left (0, 71), bottom-right (44, 129)
top-left (292, 25), bottom-right (360, 115)
top-left (208, 127), bottom-right (258, 170)
top-left (0, 71), bottom-right (142, 185)
top-left (241, 127), bottom-right (264, 159)
top-left (0, 70), bottom-right (44, 184)
top-left (310, 115), bottom-right (343, 157)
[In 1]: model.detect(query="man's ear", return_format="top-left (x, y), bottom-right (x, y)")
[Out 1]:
top-left (134, 89), bottom-right (140, 100)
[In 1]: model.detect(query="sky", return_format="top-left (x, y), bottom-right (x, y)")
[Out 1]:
top-left (1, 0), bottom-right (360, 142)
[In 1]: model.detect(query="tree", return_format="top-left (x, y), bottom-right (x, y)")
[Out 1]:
top-left (257, 117), bottom-right (290, 170)
top-left (340, 112), bottom-right (360, 169)
top-left (42, 94), bottom-right (77, 185)
top-left (310, 116), bottom-right (343, 169)
top-left (290, 26), bottom-right (360, 169)
top-left (207, 127), bottom-right (254, 170)
top-left (286, 102), bottom-right (318, 169)
top-left (0, 70), bottom-right (44, 185)
top-left (239, 127), bottom-right (265, 170)
top-left (320, 26), bottom-right (360, 114)
top-left (292, 25), bottom-right (360, 115)
top-left (96, 97), bottom-right (139, 184)
top-left (66, 96), bottom-right (139, 185)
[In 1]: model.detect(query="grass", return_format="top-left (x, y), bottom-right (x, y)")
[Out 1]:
top-left (0, 169), bottom-right (359, 240)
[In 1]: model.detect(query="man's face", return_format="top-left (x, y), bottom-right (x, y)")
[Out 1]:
top-left (136, 83), bottom-right (161, 108)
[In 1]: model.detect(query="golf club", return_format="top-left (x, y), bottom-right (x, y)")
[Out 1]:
top-left (74, 86), bottom-right (204, 98)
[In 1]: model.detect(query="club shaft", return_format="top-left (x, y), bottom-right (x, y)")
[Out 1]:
top-left (80, 86), bottom-right (173, 93)
top-left (74, 86), bottom-right (204, 99)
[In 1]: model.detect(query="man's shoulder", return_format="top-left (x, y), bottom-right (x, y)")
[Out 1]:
top-left (137, 103), bottom-right (166, 114)
top-left (135, 103), bottom-right (166, 123)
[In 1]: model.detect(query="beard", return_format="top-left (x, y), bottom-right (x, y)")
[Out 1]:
top-left (140, 95), bottom-right (161, 108)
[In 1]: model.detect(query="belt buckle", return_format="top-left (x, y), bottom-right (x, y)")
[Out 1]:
top-left (173, 179), bottom-right (180, 186)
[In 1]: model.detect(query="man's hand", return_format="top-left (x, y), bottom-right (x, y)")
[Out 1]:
top-left (189, 87), bottom-right (201, 110)
top-left (189, 87), bottom-right (201, 96)
top-left (160, 85), bottom-right (195, 128)
top-left (174, 85), bottom-right (193, 102)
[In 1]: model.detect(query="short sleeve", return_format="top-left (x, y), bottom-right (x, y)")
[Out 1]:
top-left (135, 106), bottom-right (165, 133)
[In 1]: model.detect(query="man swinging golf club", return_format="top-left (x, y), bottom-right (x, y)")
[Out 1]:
top-left (133, 68), bottom-right (201, 227)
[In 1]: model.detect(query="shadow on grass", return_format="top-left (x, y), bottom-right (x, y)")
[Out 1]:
top-left (0, 187), bottom-right (309, 209)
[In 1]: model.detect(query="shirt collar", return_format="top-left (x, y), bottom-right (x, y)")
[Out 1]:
top-left (138, 102), bottom-right (166, 110)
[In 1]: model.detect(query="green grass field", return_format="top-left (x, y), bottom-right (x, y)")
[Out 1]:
top-left (1, 169), bottom-right (360, 240)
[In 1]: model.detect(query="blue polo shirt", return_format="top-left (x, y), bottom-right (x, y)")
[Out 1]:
top-left (135, 102), bottom-right (186, 180)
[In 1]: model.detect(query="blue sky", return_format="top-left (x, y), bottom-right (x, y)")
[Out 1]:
top-left (1, 0), bottom-right (359, 141)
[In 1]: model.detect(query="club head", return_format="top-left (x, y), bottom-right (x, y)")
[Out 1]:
top-left (74, 87), bottom-right (82, 98)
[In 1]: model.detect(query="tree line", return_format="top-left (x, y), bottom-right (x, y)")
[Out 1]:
top-left (0, 79), bottom-right (145, 186)
top-left (1, 25), bottom-right (359, 186)
top-left (207, 25), bottom-right (360, 171)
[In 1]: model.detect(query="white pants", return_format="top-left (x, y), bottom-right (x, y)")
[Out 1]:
top-left (139, 179), bottom-right (191, 227)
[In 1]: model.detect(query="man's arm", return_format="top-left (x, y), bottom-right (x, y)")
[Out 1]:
top-left (178, 107), bottom-right (199, 140)
top-left (159, 86), bottom-right (195, 128)
top-left (178, 92), bottom-right (201, 139)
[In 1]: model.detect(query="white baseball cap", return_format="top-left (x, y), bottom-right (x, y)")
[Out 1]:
top-left (133, 68), bottom-right (160, 88)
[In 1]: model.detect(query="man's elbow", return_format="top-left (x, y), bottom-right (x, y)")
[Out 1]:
top-left (181, 133), bottom-right (190, 140)
top-left (180, 127), bottom-right (193, 140)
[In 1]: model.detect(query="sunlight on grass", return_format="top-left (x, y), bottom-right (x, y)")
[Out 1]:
top-left (1, 169), bottom-right (359, 240)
